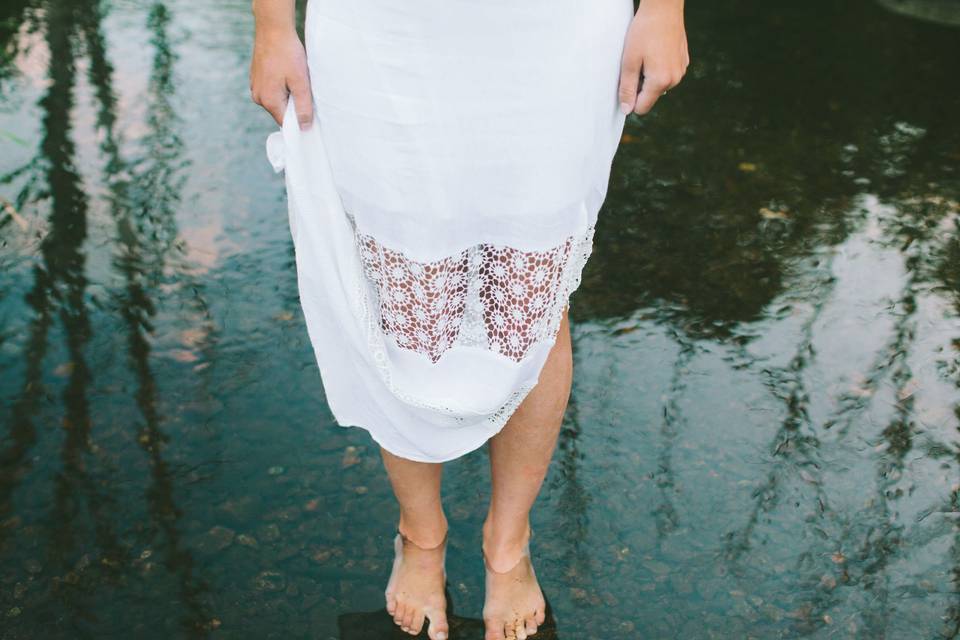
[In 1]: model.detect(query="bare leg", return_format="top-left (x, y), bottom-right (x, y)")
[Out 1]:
top-left (380, 448), bottom-right (450, 640)
top-left (482, 308), bottom-right (572, 640)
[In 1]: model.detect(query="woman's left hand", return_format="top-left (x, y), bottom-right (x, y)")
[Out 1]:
top-left (618, 0), bottom-right (689, 116)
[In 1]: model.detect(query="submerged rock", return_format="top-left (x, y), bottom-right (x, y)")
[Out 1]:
top-left (237, 534), bottom-right (259, 548)
top-left (195, 526), bottom-right (236, 554)
top-left (253, 570), bottom-right (286, 592)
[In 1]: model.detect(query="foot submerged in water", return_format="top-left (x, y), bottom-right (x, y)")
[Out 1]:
top-left (482, 524), bottom-right (546, 640)
top-left (385, 526), bottom-right (450, 639)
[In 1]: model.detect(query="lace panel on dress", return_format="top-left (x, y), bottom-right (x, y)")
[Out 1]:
top-left (355, 224), bottom-right (594, 364)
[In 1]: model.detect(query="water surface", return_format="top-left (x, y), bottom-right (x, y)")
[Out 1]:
top-left (1, 0), bottom-right (959, 638)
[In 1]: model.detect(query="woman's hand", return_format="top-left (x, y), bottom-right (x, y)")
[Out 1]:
top-left (618, 0), bottom-right (689, 116)
top-left (249, 21), bottom-right (313, 130)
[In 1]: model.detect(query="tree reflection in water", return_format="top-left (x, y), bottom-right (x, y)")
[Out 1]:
top-left (1, 0), bottom-right (212, 634)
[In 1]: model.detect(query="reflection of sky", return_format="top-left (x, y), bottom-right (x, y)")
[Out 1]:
top-left (0, 2), bottom-right (276, 285)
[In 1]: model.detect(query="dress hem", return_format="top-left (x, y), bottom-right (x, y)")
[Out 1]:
top-left (330, 309), bottom-right (566, 464)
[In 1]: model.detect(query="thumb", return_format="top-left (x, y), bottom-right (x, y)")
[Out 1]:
top-left (288, 74), bottom-right (314, 131)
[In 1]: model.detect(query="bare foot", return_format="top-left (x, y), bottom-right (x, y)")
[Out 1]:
top-left (385, 524), bottom-right (450, 639)
top-left (482, 524), bottom-right (546, 640)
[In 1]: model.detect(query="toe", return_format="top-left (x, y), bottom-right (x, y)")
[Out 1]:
top-left (386, 593), bottom-right (397, 616)
top-left (427, 609), bottom-right (449, 640)
top-left (484, 618), bottom-right (506, 640)
top-left (402, 607), bottom-right (416, 633)
top-left (394, 602), bottom-right (406, 627)
top-left (524, 617), bottom-right (538, 637)
top-left (534, 607), bottom-right (546, 625)
top-left (410, 610), bottom-right (425, 635)
top-left (514, 617), bottom-right (527, 640)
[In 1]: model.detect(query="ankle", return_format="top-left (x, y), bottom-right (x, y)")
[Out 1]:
top-left (482, 513), bottom-right (531, 543)
top-left (398, 512), bottom-right (449, 549)
top-left (481, 516), bottom-right (532, 569)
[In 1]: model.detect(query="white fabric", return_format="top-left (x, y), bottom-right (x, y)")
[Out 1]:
top-left (266, 0), bottom-right (633, 462)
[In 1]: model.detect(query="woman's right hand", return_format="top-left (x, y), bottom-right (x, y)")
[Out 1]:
top-left (249, 25), bottom-right (313, 130)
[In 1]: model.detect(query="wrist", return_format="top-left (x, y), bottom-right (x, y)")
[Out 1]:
top-left (252, 0), bottom-right (296, 36)
top-left (637, 0), bottom-right (685, 15)
top-left (255, 22), bottom-right (297, 41)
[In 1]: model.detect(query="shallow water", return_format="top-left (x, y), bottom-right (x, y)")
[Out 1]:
top-left (1, 0), bottom-right (959, 638)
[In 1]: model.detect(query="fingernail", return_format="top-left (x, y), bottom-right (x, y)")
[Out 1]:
top-left (619, 102), bottom-right (633, 115)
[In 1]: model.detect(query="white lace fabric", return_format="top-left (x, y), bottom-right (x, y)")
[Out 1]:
top-left (355, 223), bottom-right (596, 365)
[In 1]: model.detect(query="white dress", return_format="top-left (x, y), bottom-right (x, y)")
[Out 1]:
top-left (266, 0), bottom-right (633, 462)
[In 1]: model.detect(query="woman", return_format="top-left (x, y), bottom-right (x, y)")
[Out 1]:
top-left (250, 0), bottom-right (687, 638)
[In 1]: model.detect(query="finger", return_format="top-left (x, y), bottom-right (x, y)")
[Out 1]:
top-left (262, 95), bottom-right (286, 128)
top-left (288, 73), bottom-right (314, 130)
top-left (618, 56), bottom-right (641, 114)
top-left (633, 72), bottom-right (669, 115)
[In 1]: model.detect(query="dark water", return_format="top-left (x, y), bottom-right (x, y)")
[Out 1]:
top-left (1, 0), bottom-right (959, 638)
